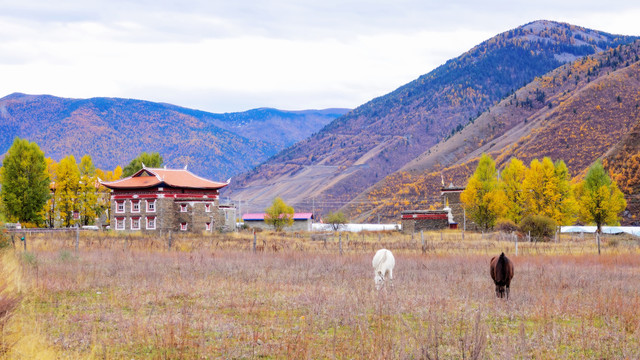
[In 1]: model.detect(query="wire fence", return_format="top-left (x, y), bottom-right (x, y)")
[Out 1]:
top-left (4, 228), bottom-right (639, 256)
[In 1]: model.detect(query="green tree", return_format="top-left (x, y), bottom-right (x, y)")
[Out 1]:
top-left (55, 155), bottom-right (80, 227)
top-left (122, 152), bottom-right (163, 178)
top-left (0, 138), bottom-right (50, 225)
top-left (325, 211), bottom-right (348, 231)
top-left (460, 154), bottom-right (506, 230)
top-left (575, 160), bottom-right (627, 233)
top-left (78, 155), bottom-right (99, 226)
top-left (264, 197), bottom-right (294, 231)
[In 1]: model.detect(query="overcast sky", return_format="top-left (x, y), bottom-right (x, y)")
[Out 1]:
top-left (1, 1), bottom-right (639, 113)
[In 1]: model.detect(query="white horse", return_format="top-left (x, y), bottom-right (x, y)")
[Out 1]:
top-left (372, 249), bottom-right (395, 290)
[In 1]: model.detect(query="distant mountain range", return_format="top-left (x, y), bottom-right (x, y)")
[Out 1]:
top-left (349, 40), bottom-right (640, 224)
top-left (226, 20), bottom-right (640, 216)
top-left (0, 93), bottom-right (348, 180)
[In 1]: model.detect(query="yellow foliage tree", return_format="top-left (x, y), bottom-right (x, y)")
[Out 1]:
top-left (460, 154), bottom-right (507, 230)
top-left (55, 155), bottom-right (80, 227)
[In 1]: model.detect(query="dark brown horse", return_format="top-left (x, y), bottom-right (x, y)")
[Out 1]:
top-left (490, 252), bottom-right (514, 299)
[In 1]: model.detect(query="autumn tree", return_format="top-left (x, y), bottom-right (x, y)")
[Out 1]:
top-left (325, 211), bottom-right (348, 231)
top-left (55, 155), bottom-right (80, 227)
top-left (460, 154), bottom-right (506, 230)
top-left (499, 158), bottom-right (527, 223)
top-left (0, 138), bottom-right (50, 225)
top-left (522, 157), bottom-right (575, 224)
top-left (77, 155), bottom-right (99, 226)
top-left (122, 152), bottom-right (163, 178)
top-left (44, 158), bottom-right (58, 227)
top-left (575, 160), bottom-right (627, 233)
top-left (264, 197), bottom-right (294, 231)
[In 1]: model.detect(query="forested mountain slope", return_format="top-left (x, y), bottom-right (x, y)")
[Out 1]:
top-left (227, 20), bottom-right (638, 213)
top-left (349, 41), bottom-right (640, 223)
top-left (0, 93), bottom-right (347, 180)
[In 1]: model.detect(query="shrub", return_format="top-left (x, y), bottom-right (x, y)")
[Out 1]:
top-left (495, 218), bottom-right (519, 233)
top-left (519, 215), bottom-right (557, 241)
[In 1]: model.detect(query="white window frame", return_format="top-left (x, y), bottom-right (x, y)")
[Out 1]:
top-left (130, 217), bottom-right (140, 230)
top-left (180, 222), bottom-right (188, 231)
top-left (116, 201), bottom-right (125, 213)
top-left (146, 216), bottom-right (156, 230)
top-left (180, 204), bottom-right (188, 212)
top-left (115, 217), bottom-right (125, 230)
top-left (206, 222), bottom-right (211, 231)
top-left (205, 203), bottom-right (211, 213)
top-left (147, 199), bottom-right (156, 213)
top-left (131, 200), bottom-right (140, 213)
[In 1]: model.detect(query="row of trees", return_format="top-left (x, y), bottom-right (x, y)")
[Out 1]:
top-left (461, 154), bottom-right (626, 233)
top-left (0, 137), bottom-right (163, 227)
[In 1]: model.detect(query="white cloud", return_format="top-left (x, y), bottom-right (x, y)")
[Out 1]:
top-left (0, 1), bottom-right (639, 112)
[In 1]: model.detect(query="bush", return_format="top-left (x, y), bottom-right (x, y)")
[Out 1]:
top-left (495, 218), bottom-right (519, 233)
top-left (519, 215), bottom-right (557, 241)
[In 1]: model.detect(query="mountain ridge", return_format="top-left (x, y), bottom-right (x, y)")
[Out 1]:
top-left (0, 93), bottom-right (348, 180)
top-left (226, 20), bottom-right (639, 214)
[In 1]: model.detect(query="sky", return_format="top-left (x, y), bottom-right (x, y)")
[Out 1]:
top-left (1, 1), bottom-right (640, 113)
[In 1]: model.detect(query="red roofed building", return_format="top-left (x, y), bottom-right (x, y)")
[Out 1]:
top-left (100, 167), bottom-right (233, 233)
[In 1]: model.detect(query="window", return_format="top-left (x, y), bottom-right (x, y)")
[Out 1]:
top-left (146, 217), bottom-right (156, 230)
top-left (205, 203), bottom-right (211, 213)
top-left (180, 222), bottom-right (188, 231)
top-left (206, 222), bottom-right (211, 231)
top-left (115, 217), bottom-right (125, 230)
top-left (131, 217), bottom-right (140, 230)
top-left (147, 200), bottom-right (156, 212)
top-left (132, 200), bottom-right (140, 213)
top-left (180, 204), bottom-right (188, 212)
top-left (116, 201), bottom-right (125, 213)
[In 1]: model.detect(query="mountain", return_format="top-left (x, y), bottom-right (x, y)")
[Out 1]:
top-left (347, 40), bottom-right (640, 223)
top-left (0, 93), bottom-right (348, 180)
top-left (226, 20), bottom-right (639, 214)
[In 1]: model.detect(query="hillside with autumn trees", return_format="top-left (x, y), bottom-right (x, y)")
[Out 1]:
top-left (0, 93), bottom-right (347, 181)
top-left (349, 40), bottom-right (640, 224)
top-left (227, 20), bottom-right (639, 214)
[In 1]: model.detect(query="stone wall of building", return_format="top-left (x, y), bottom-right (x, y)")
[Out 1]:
top-left (110, 193), bottom-right (232, 234)
top-left (401, 210), bottom-right (450, 233)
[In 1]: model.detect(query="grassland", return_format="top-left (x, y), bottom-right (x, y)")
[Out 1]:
top-left (2, 230), bottom-right (640, 359)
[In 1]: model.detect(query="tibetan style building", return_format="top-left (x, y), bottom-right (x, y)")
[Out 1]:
top-left (401, 183), bottom-right (466, 233)
top-left (100, 167), bottom-right (231, 233)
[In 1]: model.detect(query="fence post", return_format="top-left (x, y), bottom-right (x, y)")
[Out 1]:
top-left (514, 233), bottom-right (518, 256)
top-left (168, 231), bottom-right (172, 250)
top-left (339, 232), bottom-right (343, 255)
top-left (11, 234), bottom-right (14, 249)
top-left (75, 227), bottom-right (80, 252)
top-left (597, 231), bottom-right (601, 255)
top-left (253, 230), bottom-right (257, 253)
top-left (22, 233), bottom-right (26, 252)
top-left (421, 230), bottom-right (425, 254)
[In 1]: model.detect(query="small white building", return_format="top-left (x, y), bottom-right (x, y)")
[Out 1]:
top-left (242, 213), bottom-right (314, 231)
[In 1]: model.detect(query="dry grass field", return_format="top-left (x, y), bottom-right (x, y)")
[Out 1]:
top-left (2, 230), bottom-right (640, 359)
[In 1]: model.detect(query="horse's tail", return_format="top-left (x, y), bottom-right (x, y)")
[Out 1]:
top-left (495, 252), bottom-right (507, 283)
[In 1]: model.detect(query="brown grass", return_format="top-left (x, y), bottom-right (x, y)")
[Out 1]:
top-left (3, 230), bottom-right (640, 358)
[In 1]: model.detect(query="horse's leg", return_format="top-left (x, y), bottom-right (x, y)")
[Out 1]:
top-left (506, 285), bottom-right (510, 300)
